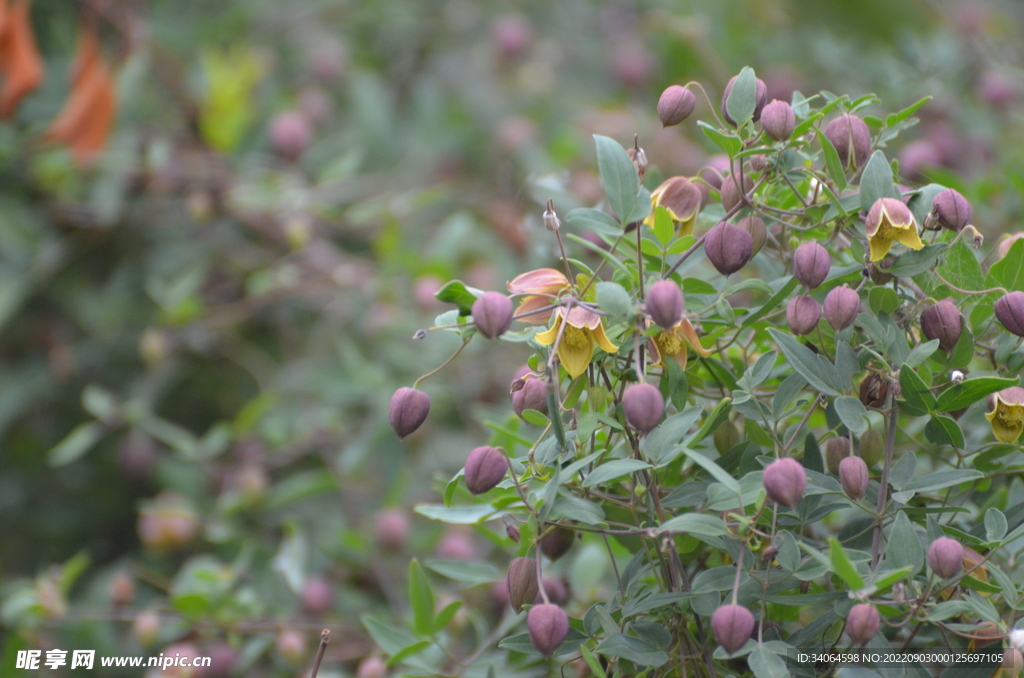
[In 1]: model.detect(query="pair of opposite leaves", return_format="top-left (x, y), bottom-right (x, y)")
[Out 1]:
top-left (0, 0), bottom-right (115, 164)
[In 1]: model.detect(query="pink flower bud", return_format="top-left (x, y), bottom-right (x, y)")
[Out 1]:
top-left (540, 523), bottom-right (576, 561)
top-left (464, 446), bottom-right (507, 495)
top-left (898, 139), bottom-right (941, 182)
top-left (646, 280), bottom-right (684, 329)
top-left (823, 285), bottom-right (861, 331)
top-left (374, 508), bottom-right (410, 551)
top-left (721, 75), bottom-right (768, 126)
top-left (996, 291), bottom-right (1024, 337)
top-left (825, 437), bottom-right (850, 475)
top-left (389, 387), bottom-right (430, 439)
top-left (512, 373), bottom-right (548, 419)
top-left (720, 173), bottom-right (753, 212)
top-left (786, 295), bottom-right (821, 336)
top-left (921, 301), bottom-right (961, 352)
top-left (735, 216), bottom-right (767, 256)
top-left (845, 604), bottom-right (880, 645)
top-left (824, 114), bottom-right (871, 171)
top-left (1004, 648), bottom-right (1023, 678)
top-left (711, 604), bottom-right (755, 654)
top-left (839, 456), bottom-right (869, 500)
top-left (658, 85), bottom-right (697, 127)
top-left (793, 242), bottom-right (831, 289)
top-left (527, 604), bottom-right (570, 657)
top-left (927, 537), bottom-right (964, 579)
top-left (761, 100), bottom-right (796, 141)
top-left (700, 166), bottom-right (724, 191)
top-left (622, 383), bottom-right (665, 434)
top-left (762, 457), bottom-right (807, 509)
top-left (356, 657), bottom-right (387, 678)
top-left (269, 111), bottom-right (312, 160)
top-left (705, 222), bottom-right (753, 276)
top-left (537, 578), bottom-right (570, 605)
top-left (507, 557), bottom-right (540, 613)
top-left (472, 292), bottom-right (514, 339)
top-left (300, 576), bottom-right (334, 615)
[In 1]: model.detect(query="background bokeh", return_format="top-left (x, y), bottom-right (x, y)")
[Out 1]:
top-left (0, 0), bottom-right (1021, 675)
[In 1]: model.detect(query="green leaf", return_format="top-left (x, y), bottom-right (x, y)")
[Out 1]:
top-left (594, 135), bottom-right (642, 224)
top-left (935, 376), bottom-right (1019, 413)
top-left (580, 646), bottom-right (608, 678)
top-left (924, 415), bottom-right (964, 449)
top-left (742, 277), bottom-right (799, 330)
top-left (425, 560), bottom-right (500, 586)
top-left (859, 150), bottom-right (900, 212)
top-left (652, 205), bottom-right (674, 247)
top-left (870, 565), bottom-right (915, 592)
top-left (583, 459), bottom-right (651, 488)
top-left (433, 600), bottom-right (463, 633)
top-left (434, 280), bottom-right (482, 316)
top-left (698, 121), bottom-right (741, 156)
top-left (985, 508), bottom-right (1007, 542)
top-left (988, 236), bottom-right (1024, 292)
top-left (550, 495), bottom-right (605, 525)
top-left (834, 396), bottom-right (869, 435)
top-left (815, 128), bottom-right (847, 191)
top-left (901, 469), bottom-right (983, 494)
top-left (935, 239), bottom-right (986, 294)
top-left (889, 243), bottom-right (947, 278)
top-left (415, 504), bottom-right (506, 524)
top-left (885, 512), bottom-right (924, 575)
top-left (642, 406), bottom-right (703, 466)
top-left (408, 559), bottom-right (435, 636)
top-left (657, 513), bottom-right (730, 538)
top-left (905, 339), bottom-right (940, 368)
top-left (768, 328), bottom-right (842, 396)
top-left (899, 363), bottom-right (937, 415)
top-left (829, 538), bottom-right (865, 589)
top-left (362, 615), bottom-right (420, 657)
top-left (725, 67), bottom-right (758, 126)
top-left (679, 447), bottom-right (741, 495)
top-left (521, 409), bottom-right (549, 427)
top-left (595, 633), bottom-right (669, 668)
top-left (48, 421), bottom-right (105, 467)
top-left (886, 96), bottom-right (932, 127)
top-left (908, 183), bottom-right (948, 227)
top-left (266, 470), bottom-right (336, 509)
top-left (748, 645), bottom-right (791, 678)
top-left (565, 207), bottom-right (622, 237)
top-left (868, 286), bottom-right (898, 315)
top-left (596, 281), bottom-right (635, 319)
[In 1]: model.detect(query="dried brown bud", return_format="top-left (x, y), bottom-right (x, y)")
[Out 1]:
top-left (464, 446), bottom-right (507, 495)
top-left (824, 114), bottom-right (871, 171)
top-left (506, 524), bottom-right (521, 543)
top-left (721, 75), bottom-right (768, 126)
top-left (921, 300), bottom-right (962, 352)
top-left (858, 430), bottom-right (884, 468)
top-left (859, 374), bottom-right (889, 410)
top-left (540, 523), bottom-right (576, 561)
top-left (512, 375), bottom-right (549, 418)
top-left (622, 383), bottom-right (665, 434)
top-left (846, 604), bottom-right (880, 645)
top-left (389, 387), bottom-right (430, 439)
top-left (762, 457), bottom-right (807, 508)
top-left (996, 291), bottom-right (1024, 338)
top-left (720, 173), bottom-right (753, 212)
top-left (760, 100), bottom-right (796, 141)
top-left (507, 557), bottom-right (540, 613)
top-left (658, 85), bottom-right (696, 127)
top-left (925, 189), bottom-right (972, 232)
top-left (705, 222), bottom-right (754, 276)
top-left (735, 216), bottom-right (767, 256)
top-left (786, 295), bottom-right (821, 336)
top-left (839, 456), bottom-right (869, 500)
top-left (825, 437), bottom-right (850, 475)
top-left (527, 604), bottom-right (570, 657)
top-left (711, 604), bottom-right (755, 654)
top-left (472, 292), bottom-right (514, 339)
top-left (823, 285), bottom-right (861, 332)
top-left (793, 242), bottom-right (831, 289)
top-left (927, 537), bottom-right (964, 579)
top-left (646, 280), bottom-right (684, 329)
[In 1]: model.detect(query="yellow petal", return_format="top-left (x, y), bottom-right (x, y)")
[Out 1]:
top-left (590, 322), bottom-right (619, 354)
top-left (868, 234), bottom-right (893, 262)
top-left (678, 317), bottom-right (713, 357)
top-left (676, 214), bottom-right (697, 237)
top-left (535, 318), bottom-right (561, 346)
top-left (987, 408), bottom-right (1024, 444)
top-left (557, 327), bottom-right (594, 379)
top-left (894, 224), bottom-right (924, 252)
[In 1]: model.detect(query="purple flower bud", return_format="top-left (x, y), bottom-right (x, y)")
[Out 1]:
top-left (389, 387), bottom-right (430, 439)
top-left (761, 100), bottom-right (796, 141)
top-left (711, 604), bottom-right (755, 654)
top-left (506, 557), bottom-right (540, 613)
top-left (996, 291), bottom-right (1024, 338)
top-left (927, 537), bottom-right (964, 579)
top-left (824, 115), bottom-right (871, 171)
top-left (736, 216), bottom-right (767, 256)
top-left (823, 285), bottom-right (861, 331)
top-left (700, 167), bottom-right (724, 191)
top-left (898, 139), bottom-right (941, 182)
top-left (793, 242), bottom-right (831, 289)
top-left (839, 456), bottom-right (869, 501)
top-left (464, 446), bottom-right (507, 495)
top-left (356, 657), bottom-right (387, 678)
top-left (658, 85), bottom-right (697, 127)
top-left (720, 173), bottom-right (753, 212)
top-left (721, 75), bottom-right (768, 126)
top-left (762, 457), bottom-right (807, 508)
top-left (472, 292), bottom-right (514, 339)
top-left (858, 430), bottom-right (883, 468)
top-left (300, 576), bottom-right (334, 614)
top-left (374, 509), bottom-right (409, 551)
top-left (786, 295), bottom-right (821, 336)
top-left (540, 523), bottom-right (576, 561)
top-left (646, 280), bottom-right (684, 329)
top-left (527, 604), bottom-right (569, 657)
top-left (705, 222), bottom-right (754, 276)
top-left (926, 189), bottom-right (972, 232)
top-left (921, 301), bottom-right (962, 352)
top-left (825, 437), bottom-right (850, 475)
top-left (512, 375), bottom-right (548, 419)
top-left (622, 383), bottom-right (665, 434)
top-left (537, 578), bottom-right (570, 605)
top-left (1004, 648), bottom-right (1023, 678)
top-left (846, 604), bottom-right (880, 645)
top-left (269, 111), bottom-right (312, 160)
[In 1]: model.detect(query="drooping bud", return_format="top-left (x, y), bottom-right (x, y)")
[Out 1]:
top-left (735, 216), bottom-right (767, 256)
top-left (472, 292), bottom-right (514, 339)
top-left (506, 524), bottom-right (521, 543)
top-left (540, 523), bottom-right (576, 561)
top-left (374, 508), bottom-right (410, 551)
top-left (846, 604), bottom-right (880, 645)
top-left (658, 85), bottom-right (696, 127)
top-left (927, 537), bottom-right (964, 579)
top-left (538, 578), bottom-right (570, 605)
top-left (711, 604), bottom-right (755, 654)
top-left (527, 604), bottom-right (570, 657)
top-left (746, 154), bottom-right (767, 173)
top-left (720, 173), bottom-right (753, 212)
top-left (762, 457), bottom-right (807, 509)
top-left (786, 295), bottom-right (821, 336)
top-left (920, 300), bottom-right (962, 352)
top-left (507, 557), bottom-right (540, 613)
top-left (1004, 648), bottom-right (1023, 678)
top-left (824, 114), bottom-right (871, 171)
top-left (301, 576), bottom-right (334, 614)
top-left (627, 135), bottom-right (648, 180)
top-left (925, 188), bottom-right (972, 232)
top-left (823, 285), bottom-right (861, 332)
top-left (825, 437), bottom-right (850, 475)
top-left (721, 75), bottom-right (768, 126)
top-left (700, 167), bottom-right (724, 191)
top-left (713, 421), bottom-right (742, 453)
top-left (622, 383), bottom-right (665, 434)
top-left (793, 242), bottom-right (831, 289)
top-left (389, 387), bottom-right (430, 439)
top-left (269, 111), bottom-right (313, 160)
top-left (646, 281), bottom-right (684, 329)
top-left (760, 100), bottom-right (796, 141)
top-left (839, 456), bottom-right (869, 501)
top-left (512, 374), bottom-right (549, 418)
top-left (996, 291), bottom-right (1024, 337)
top-left (705, 222), bottom-right (754, 276)
top-left (859, 373), bottom-right (889, 409)
top-left (464, 446), bottom-right (507, 495)
top-left (858, 430), bottom-right (884, 468)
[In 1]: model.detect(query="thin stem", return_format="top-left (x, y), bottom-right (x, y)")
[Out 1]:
top-left (871, 390), bottom-right (899, 570)
top-left (413, 339), bottom-right (470, 388)
top-left (309, 629), bottom-right (330, 678)
top-left (731, 545), bottom-right (745, 606)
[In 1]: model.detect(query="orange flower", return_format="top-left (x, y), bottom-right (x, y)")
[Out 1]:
top-left (44, 23), bottom-right (116, 164)
top-left (647, 317), bottom-right (713, 368)
top-left (0, 0), bottom-right (45, 118)
top-left (507, 268), bottom-right (570, 324)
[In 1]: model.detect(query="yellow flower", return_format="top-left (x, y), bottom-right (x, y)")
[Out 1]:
top-left (647, 317), bottom-right (714, 368)
top-left (986, 386), bottom-right (1024, 444)
top-left (506, 268), bottom-right (570, 324)
top-left (535, 306), bottom-right (618, 378)
top-left (642, 176), bottom-right (704, 237)
top-left (865, 197), bottom-right (924, 262)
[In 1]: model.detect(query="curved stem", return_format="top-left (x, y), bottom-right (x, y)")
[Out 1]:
top-left (412, 339), bottom-right (470, 388)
